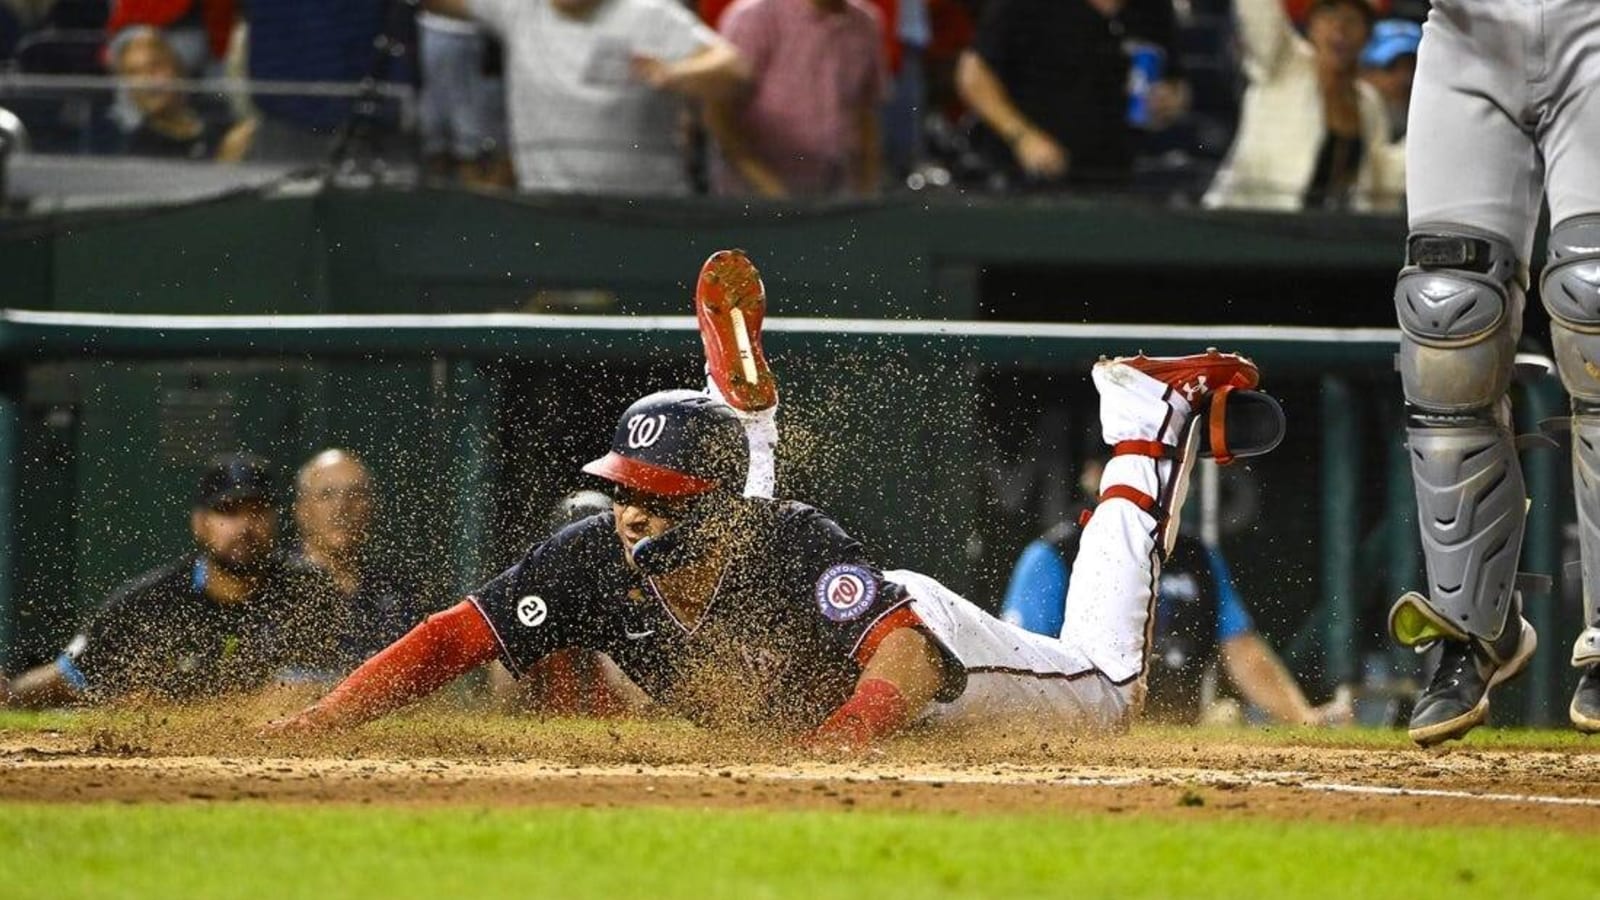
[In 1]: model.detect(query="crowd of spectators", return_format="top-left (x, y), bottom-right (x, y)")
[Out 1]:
top-left (0, 0), bottom-right (1427, 208)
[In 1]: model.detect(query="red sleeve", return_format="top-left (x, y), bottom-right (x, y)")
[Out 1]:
top-left (814, 611), bottom-right (927, 749)
top-left (852, 606), bottom-right (923, 666)
top-left (303, 600), bottom-right (497, 729)
top-left (808, 678), bottom-right (912, 749)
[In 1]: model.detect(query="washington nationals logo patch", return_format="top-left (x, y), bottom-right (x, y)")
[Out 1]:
top-left (815, 564), bottom-right (878, 622)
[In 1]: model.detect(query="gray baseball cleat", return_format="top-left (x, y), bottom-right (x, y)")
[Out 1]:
top-left (1572, 665), bottom-right (1600, 734)
top-left (1406, 610), bottom-right (1537, 747)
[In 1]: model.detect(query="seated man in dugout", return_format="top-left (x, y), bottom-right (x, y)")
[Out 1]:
top-left (292, 449), bottom-right (437, 672)
top-left (0, 455), bottom-right (339, 708)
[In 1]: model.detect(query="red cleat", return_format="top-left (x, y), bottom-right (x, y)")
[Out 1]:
top-left (696, 249), bottom-right (777, 412)
top-left (1111, 348), bottom-right (1259, 406)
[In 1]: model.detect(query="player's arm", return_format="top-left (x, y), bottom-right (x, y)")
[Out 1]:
top-left (810, 625), bottom-right (946, 749)
top-left (633, 39), bottom-right (750, 102)
top-left (267, 600), bottom-right (498, 733)
top-left (1219, 631), bottom-right (1349, 726)
top-left (0, 662), bottom-right (80, 709)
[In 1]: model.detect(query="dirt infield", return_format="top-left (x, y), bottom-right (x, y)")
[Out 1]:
top-left (4, 704), bottom-right (1599, 832)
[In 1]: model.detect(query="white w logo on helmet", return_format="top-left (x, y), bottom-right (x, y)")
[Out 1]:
top-left (626, 413), bottom-right (668, 449)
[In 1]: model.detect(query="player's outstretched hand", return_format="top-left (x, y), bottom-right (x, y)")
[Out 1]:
top-left (258, 707), bottom-right (330, 739)
top-left (799, 729), bottom-right (887, 760)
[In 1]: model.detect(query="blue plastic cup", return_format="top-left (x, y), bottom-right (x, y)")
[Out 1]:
top-left (1125, 40), bottom-right (1167, 128)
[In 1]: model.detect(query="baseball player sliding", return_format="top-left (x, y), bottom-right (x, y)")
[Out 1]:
top-left (272, 251), bottom-right (1285, 745)
top-left (1387, 0), bottom-right (1600, 745)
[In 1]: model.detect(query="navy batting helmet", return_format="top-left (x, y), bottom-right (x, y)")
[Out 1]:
top-left (581, 390), bottom-right (748, 498)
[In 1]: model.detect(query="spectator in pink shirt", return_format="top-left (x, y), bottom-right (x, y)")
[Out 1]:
top-left (707, 0), bottom-right (888, 199)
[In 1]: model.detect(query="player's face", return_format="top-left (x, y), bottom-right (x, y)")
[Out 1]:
top-left (1308, 6), bottom-right (1370, 70)
top-left (613, 502), bottom-right (675, 563)
top-left (609, 488), bottom-right (692, 563)
top-left (192, 500), bottom-right (278, 574)
top-left (294, 457), bottom-right (374, 555)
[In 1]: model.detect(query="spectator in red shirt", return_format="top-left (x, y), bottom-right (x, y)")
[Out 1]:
top-left (699, 0), bottom-right (899, 70)
top-left (706, 0), bottom-right (888, 199)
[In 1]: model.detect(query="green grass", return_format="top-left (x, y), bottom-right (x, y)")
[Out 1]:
top-left (0, 709), bottom-right (83, 731)
top-left (1, 802), bottom-right (1596, 900)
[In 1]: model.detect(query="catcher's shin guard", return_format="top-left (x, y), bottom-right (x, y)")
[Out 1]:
top-left (1402, 422), bottom-right (1527, 642)
top-left (1542, 216), bottom-right (1600, 669)
top-left (1388, 227), bottom-right (1538, 745)
top-left (1393, 227), bottom-right (1528, 644)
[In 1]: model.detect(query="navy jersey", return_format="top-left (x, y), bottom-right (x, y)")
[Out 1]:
top-left (291, 550), bottom-right (436, 672)
top-left (470, 500), bottom-right (916, 733)
top-left (59, 554), bottom-right (340, 700)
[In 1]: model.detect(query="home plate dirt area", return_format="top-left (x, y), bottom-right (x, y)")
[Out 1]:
top-left (2, 702), bottom-right (1598, 833)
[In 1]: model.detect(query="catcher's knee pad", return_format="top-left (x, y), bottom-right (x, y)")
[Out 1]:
top-left (1404, 422), bottom-right (1526, 642)
top-left (1542, 215), bottom-right (1600, 403)
top-left (1395, 228), bottom-right (1523, 413)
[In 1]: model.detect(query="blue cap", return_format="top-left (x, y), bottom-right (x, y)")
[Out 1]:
top-left (1361, 19), bottom-right (1422, 69)
top-left (195, 453), bottom-right (275, 510)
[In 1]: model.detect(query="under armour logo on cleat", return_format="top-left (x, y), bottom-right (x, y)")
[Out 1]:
top-left (1181, 375), bottom-right (1208, 401)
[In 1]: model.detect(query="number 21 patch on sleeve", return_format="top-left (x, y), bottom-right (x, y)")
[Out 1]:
top-left (815, 564), bottom-right (878, 622)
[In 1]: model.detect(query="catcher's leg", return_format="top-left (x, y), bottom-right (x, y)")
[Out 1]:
top-left (1541, 215), bottom-right (1600, 732)
top-left (1389, 227), bottom-right (1537, 746)
top-left (1061, 351), bottom-right (1261, 694)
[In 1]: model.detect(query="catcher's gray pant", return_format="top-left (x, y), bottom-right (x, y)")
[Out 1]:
top-left (1401, 0), bottom-right (1600, 661)
top-left (1406, 0), bottom-right (1600, 256)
